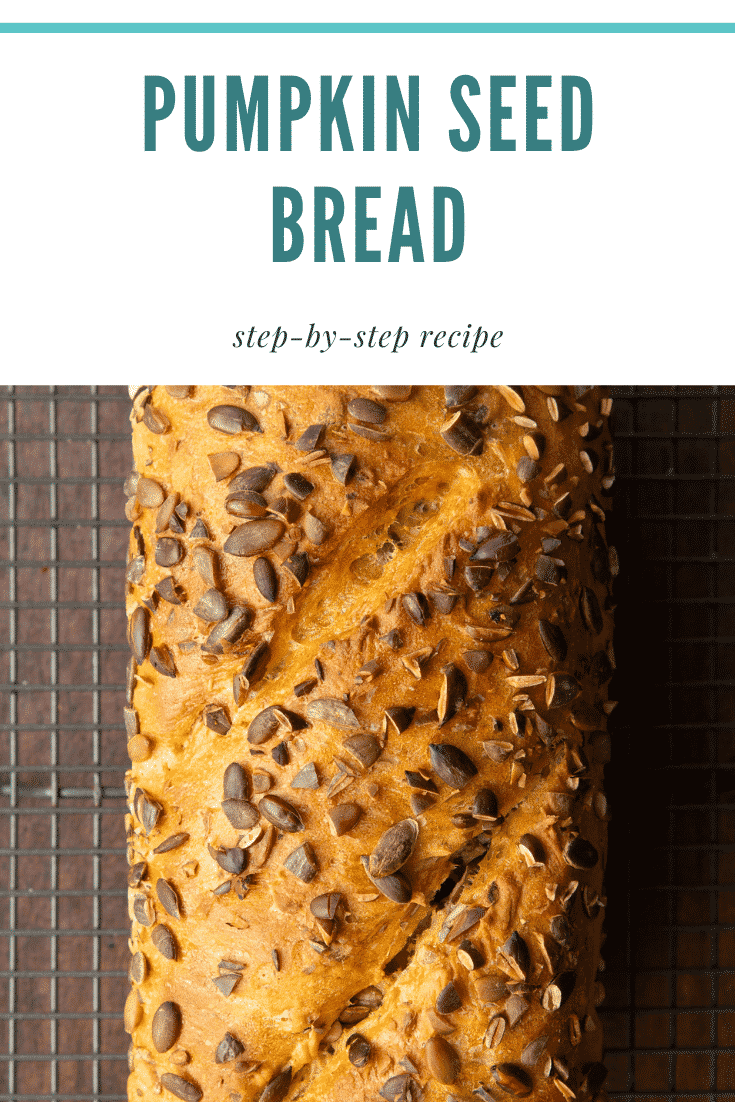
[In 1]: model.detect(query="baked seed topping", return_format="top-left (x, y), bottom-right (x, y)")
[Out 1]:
top-left (307, 698), bottom-right (360, 729)
top-left (564, 835), bottom-right (600, 869)
top-left (151, 924), bottom-right (178, 960)
top-left (538, 620), bottom-right (568, 663)
top-left (360, 854), bottom-right (411, 903)
top-left (259, 794), bottom-right (304, 832)
top-left (283, 472), bottom-right (315, 500)
top-left (259, 1068), bottom-right (293, 1102)
top-left (207, 404), bottom-right (260, 435)
top-left (435, 981), bottom-right (462, 1014)
top-left (159, 1072), bottom-right (203, 1102)
top-left (221, 799), bottom-right (259, 829)
top-left (369, 819), bottom-right (419, 878)
top-left (224, 519), bottom-right (285, 557)
top-left (153, 833), bottom-right (190, 854)
top-left (156, 878), bottom-right (181, 919)
top-left (429, 743), bottom-right (478, 789)
top-left (151, 1000), bottom-right (182, 1052)
top-left (347, 1033), bottom-right (371, 1067)
top-left (328, 803), bottom-right (362, 836)
top-left (490, 1062), bottom-right (533, 1097)
top-left (283, 841), bottom-right (318, 882)
top-left (425, 1035), bottom-right (460, 1084)
top-left (331, 453), bottom-right (356, 485)
top-left (215, 1032), bottom-right (244, 1064)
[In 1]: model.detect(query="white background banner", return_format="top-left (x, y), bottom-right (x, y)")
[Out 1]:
top-left (0, 23), bottom-right (732, 379)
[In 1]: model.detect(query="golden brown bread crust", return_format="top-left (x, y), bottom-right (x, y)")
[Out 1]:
top-left (124, 385), bottom-right (615, 1102)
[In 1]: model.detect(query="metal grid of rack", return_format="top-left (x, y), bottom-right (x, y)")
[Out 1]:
top-left (0, 384), bottom-right (732, 1100)
top-left (0, 387), bottom-right (130, 1100)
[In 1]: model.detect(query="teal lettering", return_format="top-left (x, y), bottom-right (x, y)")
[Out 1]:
top-left (144, 76), bottom-right (175, 151)
top-left (185, 75), bottom-right (215, 152)
top-left (273, 187), bottom-right (304, 262)
top-left (388, 187), bottom-right (424, 262)
top-left (449, 76), bottom-right (481, 152)
top-left (386, 75), bottom-right (419, 151)
top-left (314, 187), bottom-right (346, 262)
top-left (227, 75), bottom-right (268, 151)
top-left (562, 76), bottom-right (593, 151)
top-left (526, 75), bottom-right (552, 151)
top-left (280, 76), bottom-right (311, 151)
top-left (320, 76), bottom-right (353, 151)
top-left (355, 187), bottom-right (381, 263)
top-left (490, 76), bottom-right (515, 151)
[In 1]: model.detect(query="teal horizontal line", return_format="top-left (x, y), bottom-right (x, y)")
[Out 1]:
top-left (0, 22), bottom-right (734, 33)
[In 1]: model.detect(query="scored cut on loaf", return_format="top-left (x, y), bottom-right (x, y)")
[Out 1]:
top-left (124, 385), bottom-right (615, 1102)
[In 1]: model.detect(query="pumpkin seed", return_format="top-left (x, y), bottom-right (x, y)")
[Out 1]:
top-left (369, 819), bottom-right (418, 878)
top-left (259, 794), bottom-right (304, 833)
top-left (212, 973), bottom-right (241, 997)
top-left (564, 835), bottom-right (599, 869)
top-left (444, 385), bottom-right (477, 407)
top-left (129, 606), bottom-right (150, 663)
top-left (331, 453), bottom-right (356, 484)
top-left (259, 1068), bottom-right (292, 1102)
top-left (518, 833), bottom-right (546, 866)
top-left (472, 788), bottom-right (498, 821)
top-left (291, 763), bottom-right (319, 789)
top-left (490, 1063), bottom-right (533, 1097)
top-left (193, 588), bottom-right (227, 622)
top-left (153, 833), bottom-right (189, 854)
top-left (284, 551), bottom-right (309, 586)
top-left (343, 733), bottom-right (381, 768)
top-left (215, 1032), bottom-right (244, 1064)
top-left (156, 879), bottom-right (181, 919)
top-left (208, 451), bottom-right (240, 481)
top-left (472, 531), bottom-right (519, 562)
top-left (295, 424), bottom-right (325, 451)
top-left (347, 1033), bottom-right (371, 1067)
top-left (545, 673), bottom-right (581, 708)
top-left (248, 706), bottom-right (290, 745)
top-left (223, 762), bottom-right (247, 800)
top-left (283, 472), bottom-right (314, 500)
top-left (150, 645), bottom-right (176, 678)
top-left (307, 697), bottom-right (359, 728)
top-left (283, 842), bottom-right (318, 882)
top-left (379, 1074), bottom-right (414, 1101)
top-left (502, 931), bottom-right (530, 977)
top-left (328, 803), bottom-right (362, 836)
top-left (224, 519), bottom-right (285, 557)
top-left (230, 466), bottom-right (277, 493)
top-left (137, 477), bottom-right (164, 508)
top-left (155, 537), bottom-right (184, 568)
top-left (151, 924), bottom-right (177, 960)
top-left (348, 396), bottom-right (386, 423)
top-left (151, 1001), bottom-right (181, 1052)
top-left (160, 1074), bottom-right (202, 1102)
top-left (207, 404), bottom-right (260, 435)
top-left (440, 410), bottom-right (483, 455)
top-left (425, 1035), bottom-right (460, 1084)
top-left (360, 855), bottom-right (411, 903)
top-left (429, 743), bottom-right (477, 789)
top-left (221, 799), bottom-right (259, 829)
top-left (435, 982), bottom-right (462, 1014)
top-left (538, 620), bottom-right (567, 663)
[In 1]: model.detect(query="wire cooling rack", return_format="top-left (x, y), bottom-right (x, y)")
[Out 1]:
top-left (0, 384), bottom-right (733, 1101)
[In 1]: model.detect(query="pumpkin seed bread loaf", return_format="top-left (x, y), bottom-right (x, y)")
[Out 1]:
top-left (124, 385), bottom-right (615, 1102)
